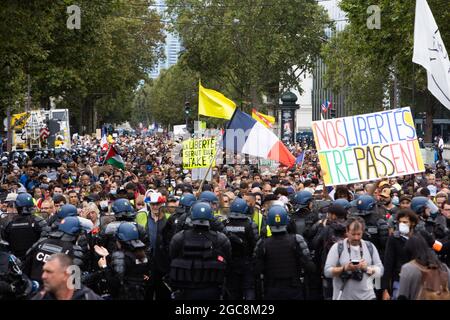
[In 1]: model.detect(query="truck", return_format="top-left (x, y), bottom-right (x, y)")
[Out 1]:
top-left (10, 109), bottom-right (71, 151)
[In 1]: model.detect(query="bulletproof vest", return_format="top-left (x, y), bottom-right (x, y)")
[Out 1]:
top-left (29, 237), bottom-right (76, 282)
top-left (223, 214), bottom-right (252, 260)
top-left (263, 233), bottom-right (300, 287)
top-left (99, 221), bottom-right (122, 253)
top-left (361, 213), bottom-right (389, 248)
top-left (290, 209), bottom-right (311, 235)
top-left (170, 229), bottom-right (226, 288)
top-left (7, 215), bottom-right (41, 259)
top-left (111, 250), bottom-right (149, 300)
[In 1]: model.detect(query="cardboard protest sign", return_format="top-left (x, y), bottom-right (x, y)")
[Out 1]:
top-left (182, 137), bottom-right (217, 169)
top-left (312, 107), bottom-right (425, 186)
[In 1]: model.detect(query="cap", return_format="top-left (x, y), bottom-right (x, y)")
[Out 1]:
top-left (5, 193), bottom-right (17, 202)
top-left (86, 193), bottom-right (100, 202)
top-left (380, 187), bottom-right (392, 198)
top-left (378, 180), bottom-right (390, 189)
top-left (399, 194), bottom-right (412, 202)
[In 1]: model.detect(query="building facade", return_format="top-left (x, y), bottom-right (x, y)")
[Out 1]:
top-left (149, 0), bottom-right (183, 79)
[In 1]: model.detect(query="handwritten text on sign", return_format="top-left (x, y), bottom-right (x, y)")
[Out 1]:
top-left (312, 107), bottom-right (425, 186)
top-left (182, 137), bottom-right (217, 169)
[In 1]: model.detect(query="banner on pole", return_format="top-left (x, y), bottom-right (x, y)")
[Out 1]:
top-left (312, 107), bottom-right (425, 186)
top-left (182, 137), bottom-right (217, 169)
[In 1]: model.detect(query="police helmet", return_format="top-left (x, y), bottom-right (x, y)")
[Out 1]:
top-left (57, 204), bottom-right (78, 219)
top-left (116, 222), bottom-right (145, 249)
top-left (410, 196), bottom-right (439, 217)
top-left (58, 216), bottom-right (82, 235)
top-left (334, 198), bottom-right (351, 210)
top-left (292, 191), bottom-right (313, 209)
top-left (267, 205), bottom-right (289, 232)
top-left (353, 195), bottom-right (376, 213)
top-left (230, 198), bottom-right (250, 215)
top-left (199, 191), bottom-right (219, 204)
top-left (15, 193), bottom-right (34, 209)
top-left (190, 202), bottom-right (213, 226)
top-left (179, 193), bottom-right (197, 208)
top-left (112, 198), bottom-right (136, 220)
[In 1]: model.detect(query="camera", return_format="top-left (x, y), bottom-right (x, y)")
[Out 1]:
top-left (341, 268), bottom-right (364, 282)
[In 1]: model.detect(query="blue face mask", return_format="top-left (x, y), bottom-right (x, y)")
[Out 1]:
top-left (392, 196), bottom-right (399, 206)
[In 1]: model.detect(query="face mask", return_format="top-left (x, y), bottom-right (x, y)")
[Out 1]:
top-left (399, 222), bottom-right (410, 235)
top-left (100, 200), bottom-right (108, 210)
top-left (110, 189), bottom-right (117, 195)
top-left (100, 177), bottom-right (105, 182)
top-left (176, 190), bottom-right (182, 196)
top-left (392, 196), bottom-right (399, 206)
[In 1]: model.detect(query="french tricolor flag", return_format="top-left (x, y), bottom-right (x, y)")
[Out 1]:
top-left (222, 110), bottom-right (296, 168)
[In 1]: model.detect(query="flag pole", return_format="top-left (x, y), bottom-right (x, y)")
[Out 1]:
top-left (196, 109), bottom-right (236, 195)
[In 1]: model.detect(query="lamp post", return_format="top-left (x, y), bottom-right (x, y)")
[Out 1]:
top-left (5, 64), bottom-right (12, 152)
top-left (279, 91), bottom-right (299, 145)
top-left (184, 101), bottom-right (192, 133)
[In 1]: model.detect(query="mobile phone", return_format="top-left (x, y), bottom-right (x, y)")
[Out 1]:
top-left (351, 260), bottom-right (360, 265)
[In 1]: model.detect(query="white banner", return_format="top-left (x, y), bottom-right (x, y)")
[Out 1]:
top-left (413, 0), bottom-right (450, 110)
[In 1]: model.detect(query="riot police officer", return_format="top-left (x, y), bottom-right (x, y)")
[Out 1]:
top-left (169, 202), bottom-right (231, 300)
top-left (3, 193), bottom-right (49, 260)
top-left (288, 191), bottom-right (319, 242)
top-left (411, 196), bottom-right (447, 234)
top-left (222, 198), bottom-right (258, 300)
top-left (254, 205), bottom-right (316, 300)
top-left (46, 204), bottom-right (78, 234)
top-left (176, 193), bottom-right (224, 233)
top-left (97, 198), bottom-right (148, 254)
top-left (99, 222), bottom-right (151, 300)
top-left (348, 195), bottom-right (389, 259)
top-left (0, 237), bottom-right (36, 300)
top-left (164, 193), bottom-right (196, 244)
top-left (24, 216), bottom-right (86, 283)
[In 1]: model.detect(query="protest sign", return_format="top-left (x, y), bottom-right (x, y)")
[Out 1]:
top-left (312, 107), bottom-right (425, 186)
top-left (182, 137), bottom-right (217, 169)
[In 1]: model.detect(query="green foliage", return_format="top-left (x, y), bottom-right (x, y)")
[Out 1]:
top-left (0, 0), bottom-right (164, 133)
top-left (165, 0), bottom-right (330, 109)
top-left (322, 0), bottom-right (450, 121)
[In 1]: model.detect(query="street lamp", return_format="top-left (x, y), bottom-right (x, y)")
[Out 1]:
top-left (184, 101), bottom-right (192, 133)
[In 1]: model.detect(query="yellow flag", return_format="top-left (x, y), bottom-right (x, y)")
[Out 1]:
top-left (252, 109), bottom-right (275, 128)
top-left (11, 112), bottom-right (30, 130)
top-left (198, 83), bottom-right (236, 119)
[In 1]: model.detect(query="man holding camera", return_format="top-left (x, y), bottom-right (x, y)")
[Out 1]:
top-left (324, 217), bottom-right (384, 300)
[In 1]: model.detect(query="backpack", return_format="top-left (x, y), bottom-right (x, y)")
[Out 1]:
top-left (414, 261), bottom-right (450, 300)
top-left (337, 240), bottom-right (374, 264)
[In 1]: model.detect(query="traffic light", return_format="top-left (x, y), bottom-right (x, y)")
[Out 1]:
top-left (330, 108), bottom-right (336, 118)
top-left (184, 102), bottom-right (191, 116)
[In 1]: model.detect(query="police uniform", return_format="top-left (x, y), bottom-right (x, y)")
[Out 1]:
top-left (3, 214), bottom-right (48, 260)
top-left (255, 205), bottom-right (316, 300)
top-left (222, 211), bottom-right (258, 300)
top-left (169, 202), bottom-right (231, 300)
top-left (99, 222), bottom-right (151, 300)
top-left (24, 231), bottom-right (84, 283)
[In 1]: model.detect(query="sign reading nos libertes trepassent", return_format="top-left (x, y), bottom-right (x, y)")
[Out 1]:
top-left (312, 107), bottom-right (425, 186)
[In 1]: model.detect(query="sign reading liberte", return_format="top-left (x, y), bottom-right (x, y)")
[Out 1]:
top-left (312, 107), bottom-right (425, 186)
top-left (182, 137), bottom-right (217, 169)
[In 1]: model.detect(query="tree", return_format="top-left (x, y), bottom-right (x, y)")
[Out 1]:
top-left (322, 0), bottom-right (450, 142)
top-left (0, 0), bottom-right (164, 134)
top-left (165, 0), bottom-right (330, 111)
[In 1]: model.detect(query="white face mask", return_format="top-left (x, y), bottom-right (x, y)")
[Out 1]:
top-left (100, 200), bottom-right (109, 210)
top-left (399, 222), bottom-right (410, 235)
